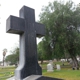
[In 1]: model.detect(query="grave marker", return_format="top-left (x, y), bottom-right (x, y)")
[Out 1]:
top-left (56, 64), bottom-right (61, 70)
top-left (47, 60), bottom-right (53, 72)
top-left (6, 5), bottom-right (63, 80)
top-left (6, 6), bottom-right (45, 80)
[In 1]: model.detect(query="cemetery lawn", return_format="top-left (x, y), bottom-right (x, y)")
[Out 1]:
top-left (42, 69), bottom-right (80, 80)
top-left (0, 66), bottom-right (15, 80)
top-left (0, 65), bottom-right (80, 80)
top-left (41, 62), bottom-right (80, 80)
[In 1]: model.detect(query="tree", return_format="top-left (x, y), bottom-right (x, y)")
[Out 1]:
top-left (37, 41), bottom-right (44, 64)
top-left (37, 41), bottom-right (52, 64)
top-left (39, 0), bottom-right (80, 69)
top-left (3, 48), bottom-right (7, 66)
top-left (5, 47), bottom-right (19, 65)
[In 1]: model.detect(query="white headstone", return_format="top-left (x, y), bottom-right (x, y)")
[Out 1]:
top-left (49, 60), bottom-right (53, 66)
top-left (47, 60), bottom-right (53, 72)
top-left (56, 64), bottom-right (61, 70)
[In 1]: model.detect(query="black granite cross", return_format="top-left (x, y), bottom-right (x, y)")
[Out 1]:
top-left (6, 6), bottom-right (45, 80)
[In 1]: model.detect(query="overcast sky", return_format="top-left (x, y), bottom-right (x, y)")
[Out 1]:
top-left (0, 0), bottom-right (80, 61)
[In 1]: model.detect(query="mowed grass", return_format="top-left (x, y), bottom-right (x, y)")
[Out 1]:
top-left (0, 62), bottom-right (80, 80)
top-left (0, 67), bottom-right (15, 80)
top-left (42, 69), bottom-right (80, 80)
top-left (40, 62), bottom-right (80, 80)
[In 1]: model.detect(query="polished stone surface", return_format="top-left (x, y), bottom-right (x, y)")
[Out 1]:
top-left (7, 75), bottom-right (63, 80)
top-left (36, 76), bottom-right (63, 80)
top-left (6, 6), bottom-right (45, 80)
top-left (24, 75), bottom-right (63, 80)
top-left (23, 75), bottom-right (42, 80)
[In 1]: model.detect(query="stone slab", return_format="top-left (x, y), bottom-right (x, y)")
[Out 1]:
top-left (36, 76), bottom-right (63, 80)
top-left (23, 75), bottom-right (42, 80)
top-left (7, 76), bottom-right (15, 80)
top-left (7, 75), bottom-right (63, 80)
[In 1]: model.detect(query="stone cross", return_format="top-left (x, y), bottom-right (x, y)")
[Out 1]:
top-left (6, 6), bottom-right (45, 80)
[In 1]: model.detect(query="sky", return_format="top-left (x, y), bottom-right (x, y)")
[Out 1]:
top-left (0, 0), bottom-right (80, 61)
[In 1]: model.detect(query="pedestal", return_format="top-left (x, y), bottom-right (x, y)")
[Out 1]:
top-left (7, 75), bottom-right (63, 80)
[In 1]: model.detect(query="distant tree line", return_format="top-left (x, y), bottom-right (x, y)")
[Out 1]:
top-left (5, 47), bottom-right (19, 65)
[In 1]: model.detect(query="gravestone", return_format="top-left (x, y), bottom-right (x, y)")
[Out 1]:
top-left (6, 6), bottom-right (63, 80)
top-left (56, 64), bottom-right (61, 70)
top-left (49, 60), bottom-right (53, 66)
top-left (47, 60), bottom-right (53, 72)
top-left (6, 5), bottom-right (44, 80)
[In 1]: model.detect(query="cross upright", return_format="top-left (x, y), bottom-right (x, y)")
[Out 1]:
top-left (6, 6), bottom-right (45, 80)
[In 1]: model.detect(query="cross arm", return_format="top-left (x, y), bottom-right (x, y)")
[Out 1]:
top-left (35, 22), bottom-right (45, 37)
top-left (6, 15), bottom-right (25, 34)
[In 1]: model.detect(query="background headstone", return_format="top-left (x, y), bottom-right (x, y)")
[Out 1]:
top-left (56, 64), bottom-right (61, 70)
top-left (49, 60), bottom-right (53, 66)
top-left (47, 60), bottom-right (53, 72)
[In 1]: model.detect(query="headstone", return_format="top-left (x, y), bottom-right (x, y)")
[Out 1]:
top-left (54, 59), bottom-right (57, 62)
top-left (6, 6), bottom-right (45, 80)
top-left (6, 5), bottom-right (63, 80)
top-left (47, 60), bottom-right (53, 72)
top-left (56, 64), bottom-right (61, 70)
top-left (49, 60), bottom-right (53, 66)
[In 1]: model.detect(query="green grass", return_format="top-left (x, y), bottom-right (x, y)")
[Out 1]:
top-left (42, 69), bottom-right (80, 80)
top-left (40, 62), bottom-right (80, 80)
top-left (0, 67), bottom-right (15, 80)
top-left (0, 62), bottom-right (80, 80)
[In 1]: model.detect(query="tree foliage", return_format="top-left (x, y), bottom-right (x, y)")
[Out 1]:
top-left (5, 47), bottom-right (19, 65)
top-left (39, 0), bottom-right (80, 69)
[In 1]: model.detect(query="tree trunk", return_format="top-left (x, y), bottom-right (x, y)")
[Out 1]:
top-left (71, 55), bottom-right (79, 70)
top-left (3, 56), bottom-right (4, 66)
top-left (68, 49), bottom-right (79, 70)
top-left (41, 59), bottom-right (43, 64)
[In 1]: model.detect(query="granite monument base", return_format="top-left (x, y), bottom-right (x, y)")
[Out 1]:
top-left (7, 75), bottom-right (63, 80)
